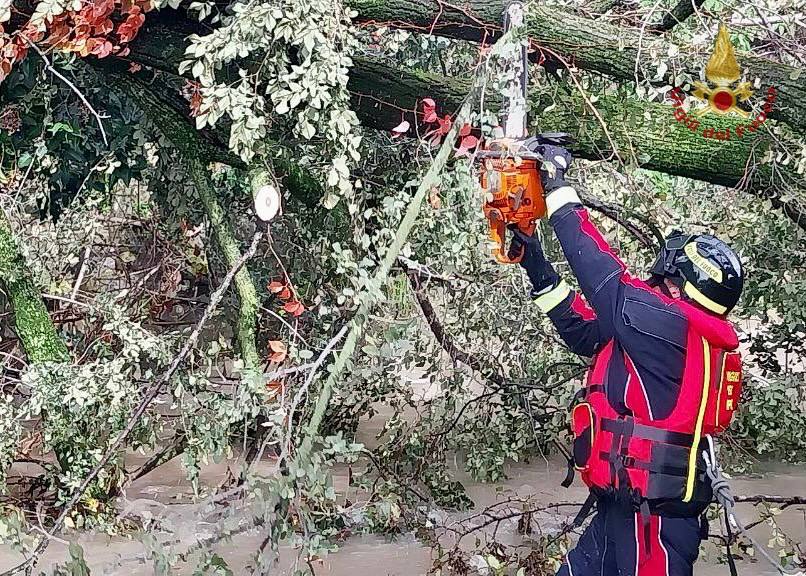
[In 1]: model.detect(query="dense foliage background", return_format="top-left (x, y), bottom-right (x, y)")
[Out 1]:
top-left (0, 0), bottom-right (804, 573)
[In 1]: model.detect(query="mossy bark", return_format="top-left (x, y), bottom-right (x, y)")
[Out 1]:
top-left (350, 56), bottom-right (805, 224)
top-left (0, 209), bottom-right (70, 364)
top-left (106, 72), bottom-right (262, 372)
top-left (347, 0), bottom-right (806, 134)
top-left (188, 157), bottom-right (261, 372)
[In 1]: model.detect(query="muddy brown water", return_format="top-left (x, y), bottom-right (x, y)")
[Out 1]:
top-left (1, 409), bottom-right (804, 575)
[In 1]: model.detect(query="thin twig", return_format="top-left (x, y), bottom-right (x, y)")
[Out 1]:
top-left (4, 232), bottom-right (263, 576)
top-left (278, 325), bottom-right (349, 467)
top-left (21, 36), bottom-right (109, 147)
top-left (70, 246), bottom-right (92, 301)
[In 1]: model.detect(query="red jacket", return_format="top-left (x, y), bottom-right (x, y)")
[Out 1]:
top-left (535, 188), bottom-right (741, 515)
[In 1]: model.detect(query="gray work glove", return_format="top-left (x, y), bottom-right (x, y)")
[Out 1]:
top-left (523, 140), bottom-right (573, 193)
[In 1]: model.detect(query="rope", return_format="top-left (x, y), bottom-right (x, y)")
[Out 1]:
top-left (702, 436), bottom-right (805, 576)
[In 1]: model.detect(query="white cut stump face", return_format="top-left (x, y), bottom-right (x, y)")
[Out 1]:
top-left (254, 184), bottom-right (281, 222)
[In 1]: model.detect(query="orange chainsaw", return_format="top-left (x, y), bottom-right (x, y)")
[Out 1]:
top-left (477, 2), bottom-right (571, 263)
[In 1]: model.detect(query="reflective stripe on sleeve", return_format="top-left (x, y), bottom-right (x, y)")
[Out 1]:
top-left (534, 280), bottom-right (571, 313)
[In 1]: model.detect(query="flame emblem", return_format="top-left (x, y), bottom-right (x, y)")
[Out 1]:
top-left (692, 24), bottom-right (753, 117)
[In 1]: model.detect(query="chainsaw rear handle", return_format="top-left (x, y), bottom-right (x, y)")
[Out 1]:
top-left (486, 209), bottom-right (536, 264)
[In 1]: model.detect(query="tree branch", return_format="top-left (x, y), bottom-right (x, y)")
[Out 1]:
top-left (104, 70), bottom-right (262, 372)
top-left (652, 0), bottom-right (706, 32)
top-left (406, 270), bottom-right (505, 387)
top-left (4, 232), bottom-right (263, 576)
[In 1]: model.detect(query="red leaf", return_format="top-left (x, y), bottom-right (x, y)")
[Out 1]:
top-left (460, 135), bottom-right (478, 150)
top-left (423, 110), bottom-right (438, 123)
top-left (459, 123), bottom-right (472, 137)
top-left (118, 46), bottom-right (131, 57)
top-left (278, 287), bottom-right (292, 300)
top-left (268, 281), bottom-right (285, 294)
top-left (128, 61), bottom-right (142, 73)
top-left (422, 97), bottom-right (435, 110)
top-left (189, 91), bottom-right (202, 117)
top-left (87, 38), bottom-right (114, 58)
top-left (283, 301), bottom-right (305, 317)
top-left (436, 114), bottom-right (452, 135)
top-left (455, 135), bottom-right (479, 158)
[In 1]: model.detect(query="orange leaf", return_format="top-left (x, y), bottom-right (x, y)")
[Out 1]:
top-left (268, 281), bottom-right (285, 294)
top-left (269, 350), bottom-right (287, 363)
top-left (268, 340), bottom-right (287, 353)
top-left (428, 187), bottom-right (442, 210)
top-left (278, 287), bottom-right (292, 300)
top-left (266, 380), bottom-right (284, 394)
top-left (268, 340), bottom-right (288, 363)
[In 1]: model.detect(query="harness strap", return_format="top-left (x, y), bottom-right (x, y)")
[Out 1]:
top-left (617, 416), bottom-right (634, 495)
top-left (639, 499), bottom-right (652, 557)
top-left (608, 418), bottom-right (624, 487)
top-left (723, 507), bottom-right (739, 576)
top-left (571, 492), bottom-right (597, 528)
top-left (601, 418), bottom-right (695, 447)
top-left (597, 451), bottom-right (693, 477)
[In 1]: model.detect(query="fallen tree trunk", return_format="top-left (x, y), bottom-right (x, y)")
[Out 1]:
top-left (0, 208), bottom-right (70, 364)
top-left (105, 71), bottom-right (262, 373)
top-left (350, 57), bottom-right (806, 226)
top-left (123, 23), bottom-right (806, 223)
top-left (348, 0), bottom-right (806, 134)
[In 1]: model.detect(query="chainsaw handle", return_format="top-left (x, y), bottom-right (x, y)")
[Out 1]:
top-left (488, 219), bottom-right (536, 264)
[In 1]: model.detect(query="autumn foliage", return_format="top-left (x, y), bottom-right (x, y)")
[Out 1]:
top-left (0, 0), bottom-right (151, 82)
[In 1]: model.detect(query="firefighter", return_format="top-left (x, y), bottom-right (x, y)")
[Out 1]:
top-left (509, 142), bottom-right (744, 576)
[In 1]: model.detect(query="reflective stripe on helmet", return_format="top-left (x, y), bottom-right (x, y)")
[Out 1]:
top-left (684, 243), bottom-right (723, 282)
top-left (683, 282), bottom-right (728, 315)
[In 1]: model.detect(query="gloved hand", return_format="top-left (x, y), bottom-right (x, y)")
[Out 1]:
top-left (508, 226), bottom-right (560, 297)
top-left (523, 139), bottom-right (573, 193)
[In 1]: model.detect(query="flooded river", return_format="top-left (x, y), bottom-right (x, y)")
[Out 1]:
top-left (1, 445), bottom-right (803, 575)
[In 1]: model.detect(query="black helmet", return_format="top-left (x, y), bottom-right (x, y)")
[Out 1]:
top-left (649, 231), bottom-right (743, 315)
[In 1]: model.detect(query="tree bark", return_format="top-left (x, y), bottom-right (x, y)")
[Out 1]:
top-left (350, 57), bottom-right (806, 226)
top-left (105, 71), bottom-right (262, 372)
top-left (120, 19), bottom-right (805, 226)
top-left (0, 208), bottom-right (70, 364)
top-left (653, 0), bottom-right (706, 32)
top-left (347, 0), bottom-right (806, 134)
